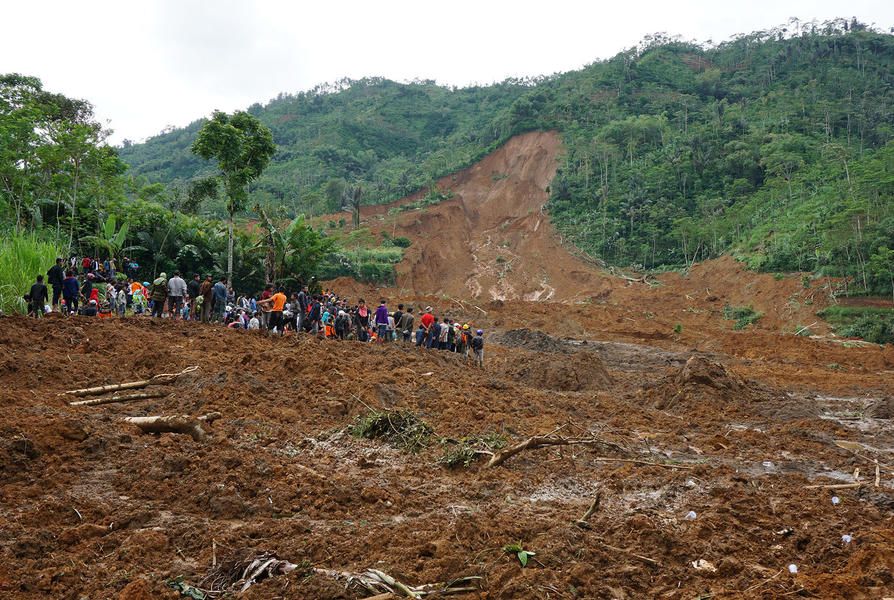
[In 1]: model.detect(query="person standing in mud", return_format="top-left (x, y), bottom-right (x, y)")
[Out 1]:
top-left (199, 275), bottom-right (214, 322)
top-left (62, 270), bottom-right (79, 315)
top-left (28, 274), bottom-right (48, 317)
top-left (420, 306), bottom-right (435, 347)
top-left (356, 299), bottom-right (370, 341)
top-left (374, 299), bottom-right (389, 344)
top-left (398, 307), bottom-right (415, 343)
top-left (187, 274), bottom-right (201, 320)
top-left (47, 257), bottom-right (65, 312)
top-left (211, 276), bottom-right (228, 323)
top-left (150, 272), bottom-right (168, 318)
top-left (259, 286), bottom-right (287, 335)
top-left (471, 329), bottom-right (485, 368)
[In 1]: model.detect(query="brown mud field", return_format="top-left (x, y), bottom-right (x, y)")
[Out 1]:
top-left (1, 308), bottom-right (893, 599)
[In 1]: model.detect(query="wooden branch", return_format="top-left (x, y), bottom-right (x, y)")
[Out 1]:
top-left (64, 366), bottom-right (199, 397)
top-left (804, 482), bottom-right (863, 490)
top-left (69, 391), bottom-right (168, 407)
top-left (486, 435), bottom-right (687, 470)
top-left (598, 542), bottom-right (660, 566)
top-left (575, 491), bottom-right (602, 529)
top-left (124, 414), bottom-right (209, 441)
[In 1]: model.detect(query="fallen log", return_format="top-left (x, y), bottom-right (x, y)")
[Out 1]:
top-left (64, 365), bottom-right (199, 397)
top-left (315, 568), bottom-right (480, 599)
top-left (69, 391), bottom-right (168, 407)
top-left (123, 414), bottom-right (209, 442)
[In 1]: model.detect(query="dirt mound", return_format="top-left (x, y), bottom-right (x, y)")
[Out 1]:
top-left (502, 350), bottom-right (612, 391)
top-left (645, 355), bottom-right (757, 412)
top-left (493, 328), bottom-right (571, 353)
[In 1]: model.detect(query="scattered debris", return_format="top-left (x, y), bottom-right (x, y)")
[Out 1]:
top-left (574, 490), bottom-right (602, 528)
top-left (692, 559), bottom-right (717, 572)
top-left (69, 391), bottom-right (169, 407)
top-left (788, 564), bottom-right (799, 574)
top-left (317, 567), bottom-right (481, 598)
top-left (349, 409), bottom-right (433, 452)
top-left (685, 510), bottom-right (698, 521)
top-left (124, 414), bottom-right (214, 442)
top-left (64, 365), bottom-right (199, 397)
top-left (842, 534), bottom-right (853, 544)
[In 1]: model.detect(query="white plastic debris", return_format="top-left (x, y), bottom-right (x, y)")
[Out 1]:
top-left (831, 496), bottom-right (841, 505)
top-left (842, 534), bottom-right (853, 544)
top-left (788, 564), bottom-right (798, 574)
top-left (762, 460), bottom-right (774, 469)
top-left (691, 559), bottom-right (717, 572)
top-left (685, 510), bottom-right (697, 521)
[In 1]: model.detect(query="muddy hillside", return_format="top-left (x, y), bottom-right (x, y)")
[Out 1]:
top-left (1, 310), bottom-right (893, 599)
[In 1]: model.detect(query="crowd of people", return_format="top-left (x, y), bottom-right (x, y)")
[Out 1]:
top-left (24, 256), bottom-right (486, 367)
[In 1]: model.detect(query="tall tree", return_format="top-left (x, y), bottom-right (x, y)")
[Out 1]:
top-left (191, 110), bottom-right (275, 286)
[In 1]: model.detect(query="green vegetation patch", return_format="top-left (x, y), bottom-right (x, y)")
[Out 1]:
top-left (818, 305), bottom-right (894, 344)
top-left (723, 304), bottom-right (762, 330)
top-left (439, 434), bottom-right (508, 469)
top-left (349, 409), bottom-right (433, 453)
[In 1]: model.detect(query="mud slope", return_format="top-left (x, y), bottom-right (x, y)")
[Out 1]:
top-left (367, 131), bottom-right (609, 301)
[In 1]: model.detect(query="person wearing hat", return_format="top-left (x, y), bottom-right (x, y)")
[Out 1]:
top-left (83, 299), bottom-right (98, 317)
top-left (150, 272), bottom-right (168, 318)
top-left (471, 329), bottom-right (485, 368)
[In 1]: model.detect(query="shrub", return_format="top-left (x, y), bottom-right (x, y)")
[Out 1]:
top-left (350, 409), bottom-right (433, 452)
top-left (391, 236), bottom-right (411, 248)
top-left (840, 315), bottom-right (894, 345)
top-left (722, 304), bottom-right (762, 330)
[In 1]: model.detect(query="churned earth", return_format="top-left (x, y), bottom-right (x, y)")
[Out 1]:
top-left (0, 300), bottom-right (892, 599)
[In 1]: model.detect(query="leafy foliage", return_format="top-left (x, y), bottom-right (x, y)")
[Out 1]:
top-left (722, 304), bottom-right (762, 330)
top-left (349, 409), bottom-right (433, 453)
top-left (502, 542), bottom-right (536, 568)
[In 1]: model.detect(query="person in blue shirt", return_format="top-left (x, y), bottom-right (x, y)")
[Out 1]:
top-left (212, 277), bottom-right (228, 323)
top-left (62, 270), bottom-right (80, 315)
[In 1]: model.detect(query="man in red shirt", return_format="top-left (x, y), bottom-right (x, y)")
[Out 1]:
top-left (420, 306), bottom-right (435, 347)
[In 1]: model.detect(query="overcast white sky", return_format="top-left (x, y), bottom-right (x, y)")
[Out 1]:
top-left (2, 0), bottom-right (891, 145)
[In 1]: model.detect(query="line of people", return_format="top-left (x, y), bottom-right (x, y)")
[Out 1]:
top-left (27, 258), bottom-right (486, 367)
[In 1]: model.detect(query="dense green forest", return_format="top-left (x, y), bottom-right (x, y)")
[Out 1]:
top-left (119, 19), bottom-right (894, 296)
top-left (0, 74), bottom-right (337, 311)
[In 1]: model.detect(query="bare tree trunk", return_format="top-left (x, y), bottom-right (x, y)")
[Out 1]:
top-left (227, 215), bottom-right (235, 286)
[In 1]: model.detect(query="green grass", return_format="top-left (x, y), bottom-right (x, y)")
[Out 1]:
top-left (0, 231), bottom-right (62, 314)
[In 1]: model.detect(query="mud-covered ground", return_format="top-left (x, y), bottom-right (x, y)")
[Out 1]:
top-left (1, 304), bottom-right (893, 599)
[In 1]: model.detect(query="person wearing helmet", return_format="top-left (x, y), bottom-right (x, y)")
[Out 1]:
top-left (471, 329), bottom-right (485, 368)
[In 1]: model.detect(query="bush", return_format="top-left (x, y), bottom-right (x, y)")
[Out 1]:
top-left (391, 236), bottom-right (411, 248)
top-left (723, 304), bottom-right (762, 330)
top-left (0, 232), bottom-right (61, 314)
top-left (350, 410), bottom-right (433, 452)
top-left (840, 315), bottom-right (894, 344)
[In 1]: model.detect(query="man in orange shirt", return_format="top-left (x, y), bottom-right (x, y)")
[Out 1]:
top-left (259, 286), bottom-right (288, 335)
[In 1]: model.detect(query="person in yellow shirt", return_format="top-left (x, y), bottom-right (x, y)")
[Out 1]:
top-left (259, 286), bottom-right (288, 335)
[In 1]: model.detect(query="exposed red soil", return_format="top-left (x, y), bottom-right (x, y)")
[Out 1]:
top-left (1, 309), bottom-right (892, 599)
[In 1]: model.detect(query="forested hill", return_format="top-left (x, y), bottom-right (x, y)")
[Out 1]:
top-left (120, 20), bottom-right (894, 286)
